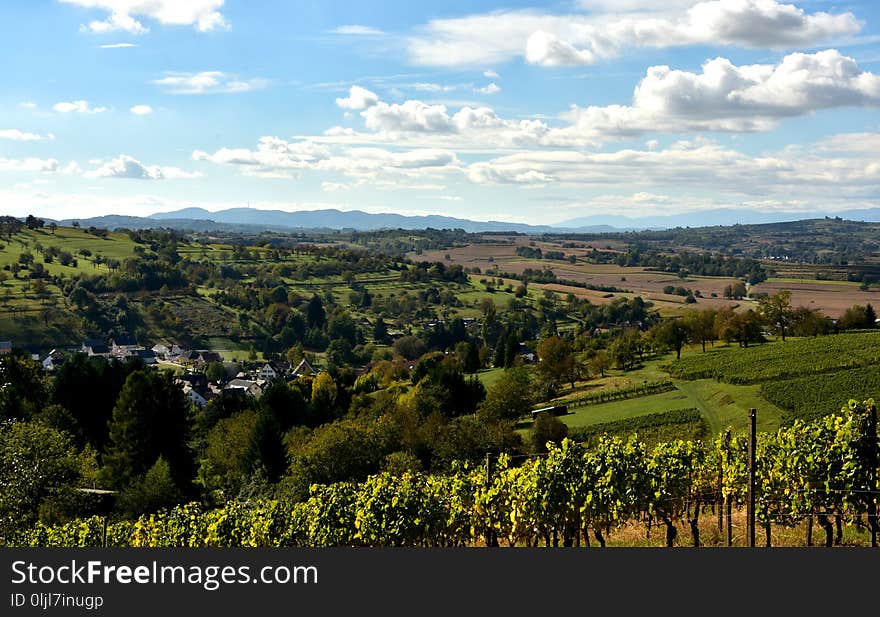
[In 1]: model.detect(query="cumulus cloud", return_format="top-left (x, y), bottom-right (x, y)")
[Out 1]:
top-left (335, 85), bottom-right (380, 110)
top-left (483, 70), bottom-right (500, 79)
top-left (407, 1), bottom-right (861, 67)
top-left (525, 31), bottom-right (595, 66)
top-left (83, 154), bottom-right (200, 179)
top-left (476, 82), bottom-right (501, 94)
top-left (53, 100), bottom-right (108, 113)
top-left (559, 50), bottom-right (880, 138)
top-left (0, 129), bottom-right (49, 141)
top-left (18, 102), bottom-right (37, 109)
top-left (130, 104), bottom-right (153, 115)
top-left (153, 71), bottom-right (268, 94)
top-left (61, 0), bottom-right (227, 33)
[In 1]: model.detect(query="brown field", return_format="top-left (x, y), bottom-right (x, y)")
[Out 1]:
top-left (422, 240), bottom-right (874, 318)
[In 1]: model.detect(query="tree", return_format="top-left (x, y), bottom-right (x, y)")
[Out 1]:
top-left (758, 290), bottom-right (794, 341)
top-left (683, 308), bottom-right (717, 352)
top-left (723, 281), bottom-right (747, 299)
top-left (838, 304), bottom-right (876, 330)
top-left (0, 352), bottom-right (49, 421)
top-left (393, 335), bottom-right (426, 360)
top-left (478, 367), bottom-right (535, 422)
top-left (102, 371), bottom-right (194, 492)
top-left (530, 413), bottom-right (568, 454)
top-left (0, 422), bottom-right (90, 540)
top-left (588, 349), bottom-right (611, 378)
top-left (48, 222), bottom-right (58, 235)
top-left (454, 341), bottom-right (481, 374)
top-left (244, 409), bottom-right (288, 484)
top-left (306, 294), bottom-right (326, 330)
top-left (536, 336), bottom-right (574, 389)
top-left (652, 319), bottom-right (689, 360)
top-left (717, 309), bottom-right (764, 347)
top-left (372, 315), bottom-right (389, 344)
top-left (790, 306), bottom-right (833, 337)
top-left (204, 361), bottom-right (226, 383)
top-left (116, 456), bottom-right (184, 517)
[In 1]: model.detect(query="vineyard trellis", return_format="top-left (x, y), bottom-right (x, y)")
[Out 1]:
top-left (11, 400), bottom-right (878, 549)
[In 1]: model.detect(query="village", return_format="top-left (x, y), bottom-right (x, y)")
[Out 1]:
top-left (0, 334), bottom-right (318, 410)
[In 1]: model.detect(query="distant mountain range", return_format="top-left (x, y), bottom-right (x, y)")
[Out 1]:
top-left (56, 205), bottom-right (880, 234)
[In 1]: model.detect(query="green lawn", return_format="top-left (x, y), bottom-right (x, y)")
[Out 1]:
top-left (471, 367), bottom-right (506, 389)
top-left (559, 389), bottom-right (694, 428)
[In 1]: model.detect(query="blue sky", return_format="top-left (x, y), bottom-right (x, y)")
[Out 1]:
top-left (2, 0), bottom-right (880, 224)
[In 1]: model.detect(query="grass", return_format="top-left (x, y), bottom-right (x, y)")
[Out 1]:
top-left (471, 367), bottom-right (506, 388)
top-left (558, 389), bottom-right (695, 428)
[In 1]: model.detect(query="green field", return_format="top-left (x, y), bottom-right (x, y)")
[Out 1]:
top-left (667, 332), bottom-right (880, 383)
top-left (760, 365), bottom-right (880, 422)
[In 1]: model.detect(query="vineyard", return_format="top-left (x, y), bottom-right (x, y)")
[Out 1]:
top-left (761, 366), bottom-right (880, 423)
top-left (14, 400), bottom-right (878, 549)
top-left (551, 381), bottom-right (677, 410)
top-left (568, 408), bottom-right (705, 447)
top-left (667, 331), bottom-right (880, 384)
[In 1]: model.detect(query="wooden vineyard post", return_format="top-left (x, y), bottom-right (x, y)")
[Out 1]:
top-left (747, 409), bottom-right (757, 548)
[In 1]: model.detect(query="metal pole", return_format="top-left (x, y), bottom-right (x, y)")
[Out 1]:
top-left (747, 409), bottom-right (757, 548)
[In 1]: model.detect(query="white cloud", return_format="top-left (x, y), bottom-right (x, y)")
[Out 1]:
top-left (61, 0), bottom-right (227, 33)
top-left (483, 70), bottom-right (500, 79)
top-left (0, 129), bottom-right (48, 141)
top-left (331, 25), bottom-right (385, 36)
top-left (321, 181), bottom-right (351, 192)
top-left (336, 85), bottom-right (380, 110)
top-left (153, 71), bottom-right (268, 94)
top-left (0, 158), bottom-right (60, 172)
top-left (83, 154), bottom-right (201, 179)
top-left (83, 11), bottom-right (148, 34)
top-left (407, 1), bottom-right (861, 67)
top-left (130, 104), bottom-right (153, 115)
top-left (99, 42), bottom-right (136, 48)
top-left (411, 82), bottom-right (457, 92)
top-left (18, 102), bottom-right (37, 109)
top-left (559, 50), bottom-right (880, 138)
top-left (193, 136), bottom-right (460, 185)
top-left (463, 134), bottom-right (880, 205)
top-left (193, 137), bottom-right (331, 177)
top-left (53, 100), bottom-right (108, 113)
top-left (477, 82), bottom-right (501, 94)
top-left (526, 30), bottom-right (595, 66)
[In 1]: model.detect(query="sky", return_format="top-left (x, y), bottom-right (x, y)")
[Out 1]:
top-left (2, 0), bottom-right (880, 225)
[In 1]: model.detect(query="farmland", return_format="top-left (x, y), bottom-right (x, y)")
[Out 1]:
top-left (420, 236), bottom-right (879, 319)
top-left (761, 365), bottom-right (880, 422)
top-left (667, 331), bottom-right (880, 383)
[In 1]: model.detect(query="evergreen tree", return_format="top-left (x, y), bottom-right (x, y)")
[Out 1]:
top-left (306, 294), bottom-right (326, 330)
top-left (101, 371), bottom-right (193, 492)
top-left (244, 409), bottom-right (287, 483)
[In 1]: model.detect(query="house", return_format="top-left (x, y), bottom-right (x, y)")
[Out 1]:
top-left (199, 351), bottom-right (223, 364)
top-left (178, 373), bottom-right (209, 390)
top-left (82, 339), bottom-right (110, 357)
top-left (183, 384), bottom-right (208, 408)
top-left (291, 358), bottom-right (316, 378)
top-left (224, 378), bottom-right (264, 398)
top-left (0, 341), bottom-right (11, 355)
top-left (134, 349), bottom-right (157, 365)
top-left (519, 343), bottom-right (536, 363)
top-left (110, 334), bottom-right (139, 357)
top-left (42, 349), bottom-right (66, 372)
top-left (151, 343), bottom-right (170, 359)
top-left (257, 360), bottom-right (289, 381)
